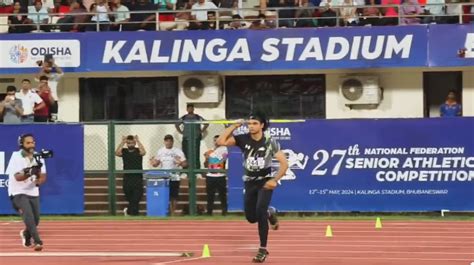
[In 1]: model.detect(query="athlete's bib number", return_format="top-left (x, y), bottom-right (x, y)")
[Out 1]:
top-left (246, 157), bottom-right (265, 170)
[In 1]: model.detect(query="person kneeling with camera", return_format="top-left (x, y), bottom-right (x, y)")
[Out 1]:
top-left (6, 133), bottom-right (51, 251)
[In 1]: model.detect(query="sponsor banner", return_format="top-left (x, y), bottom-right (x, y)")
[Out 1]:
top-left (428, 24), bottom-right (474, 66)
top-left (228, 118), bottom-right (474, 211)
top-left (0, 124), bottom-right (84, 214)
top-left (0, 25), bottom-right (472, 74)
top-left (0, 40), bottom-right (81, 68)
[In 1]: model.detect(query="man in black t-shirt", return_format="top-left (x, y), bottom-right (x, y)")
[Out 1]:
top-left (216, 112), bottom-right (288, 263)
top-left (175, 103), bottom-right (208, 169)
top-left (122, 0), bottom-right (156, 31)
top-left (115, 135), bottom-right (146, 216)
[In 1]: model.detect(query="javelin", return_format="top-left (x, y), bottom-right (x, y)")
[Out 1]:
top-left (199, 119), bottom-right (306, 124)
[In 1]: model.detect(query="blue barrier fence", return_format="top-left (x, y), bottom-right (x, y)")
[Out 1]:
top-left (228, 118), bottom-right (474, 212)
top-left (0, 124), bottom-right (84, 214)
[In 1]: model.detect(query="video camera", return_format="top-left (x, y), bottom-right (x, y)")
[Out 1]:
top-left (36, 54), bottom-right (54, 67)
top-left (33, 149), bottom-right (54, 167)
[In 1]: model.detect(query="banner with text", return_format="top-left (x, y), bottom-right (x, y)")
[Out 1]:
top-left (228, 118), bottom-right (474, 212)
top-left (0, 124), bottom-right (84, 214)
top-left (0, 24), bottom-right (472, 74)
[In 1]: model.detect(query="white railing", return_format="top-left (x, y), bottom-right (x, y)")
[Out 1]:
top-left (0, 3), bottom-right (472, 32)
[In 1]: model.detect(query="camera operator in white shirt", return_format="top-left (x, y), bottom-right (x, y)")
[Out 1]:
top-left (6, 133), bottom-right (47, 251)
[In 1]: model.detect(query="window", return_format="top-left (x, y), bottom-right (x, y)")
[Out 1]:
top-left (80, 77), bottom-right (178, 121)
top-left (225, 75), bottom-right (325, 119)
top-left (423, 72), bottom-right (462, 118)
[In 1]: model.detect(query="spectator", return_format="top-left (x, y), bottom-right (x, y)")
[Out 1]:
top-left (0, 0), bottom-right (14, 13)
top-left (462, 0), bottom-right (473, 23)
top-left (150, 135), bottom-right (187, 216)
top-left (424, 0), bottom-right (445, 23)
top-left (249, 13), bottom-right (270, 29)
top-left (228, 14), bottom-right (249, 28)
top-left (295, 0), bottom-right (316, 27)
top-left (318, 0), bottom-right (343, 27)
top-left (123, 0), bottom-right (156, 31)
top-left (445, 0), bottom-right (462, 23)
top-left (340, 0), bottom-right (359, 25)
top-left (0, 86), bottom-right (23, 124)
top-left (86, 0), bottom-right (111, 31)
top-left (204, 135), bottom-right (228, 216)
top-left (268, 0), bottom-right (297, 27)
top-left (110, 0), bottom-right (129, 30)
top-left (8, 1), bottom-right (34, 33)
top-left (440, 90), bottom-right (462, 117)
top-left (174, 0), bottom-right (193, 29)
top-left (155, 0), bottom-right (176, 26)
top-left (36, 57), bottom-right (63, 121)
top-left (214, 0), bottom-right (238, 17)
top-left (34, 77), bottom-right (54, 122)
top-left (15, 79), bottom-right (44, 123)
top-left (115, 135), bottom-right (146, 216)
top-left (175, 103), bottom-right (208, 170)
top-left (41, 0), bottom-right (56, 11)
top-left (381, 0), bottom-right (400, 25)
top-left (359, 0), bottom-right (382, 25)
top-left (470, 0), bottom-right (474, 23)
top-left (400, 0), bottom-right (423, 24)
top-left (188, 0), bottom-right (217, 29)
top-left (50, 0), bottom-right (70, 17)
top-left (207, 10), bottom-right (217, 29)
top-left (57, 0), bottom-right (89, 32)
top-left (28, 0), bottom-right (51, 31)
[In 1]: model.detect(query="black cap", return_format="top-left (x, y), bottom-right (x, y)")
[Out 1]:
top-left (186, 103), bottom-right (194, 108)
top-left (248, 111), bottom-right (269, 131)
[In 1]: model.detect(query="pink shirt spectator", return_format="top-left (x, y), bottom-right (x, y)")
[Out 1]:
top-left (382, 0), bottom-right (400, 17)
top-left (400, 0), bottom-right (423, 24)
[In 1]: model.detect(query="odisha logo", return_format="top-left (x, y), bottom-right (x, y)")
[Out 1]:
top-left (9, 45), bottom-right (28, 64)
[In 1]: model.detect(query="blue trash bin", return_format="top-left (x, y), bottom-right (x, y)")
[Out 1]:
top-left (145, 171), bottom-right (170, 217)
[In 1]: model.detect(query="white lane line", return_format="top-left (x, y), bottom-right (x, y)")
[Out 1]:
top-left (0, 252), bottom-right (192, 257)
top-left (153, 257), bottom-right (208, 265)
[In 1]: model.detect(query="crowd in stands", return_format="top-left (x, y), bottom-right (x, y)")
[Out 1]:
top-left (0, 0), bottom-right (473, 32)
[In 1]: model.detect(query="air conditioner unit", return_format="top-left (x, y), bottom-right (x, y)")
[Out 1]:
top-left (179, 75), bottom-right (222, 103)
top-left (339, 75), bottom-right (381, 106)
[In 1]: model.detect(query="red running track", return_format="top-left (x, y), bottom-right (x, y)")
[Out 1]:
top-left (1, 220), bottom-right (473, 265)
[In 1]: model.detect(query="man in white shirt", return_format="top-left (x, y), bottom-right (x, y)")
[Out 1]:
top-left (189, 0), bottom-right (217, 29)
top-left (16, 79), bottom-right (45, 123)
top-left (6, 133), bottom-right (47, 251)
top-left (28, 0), bottom-right (51, 31)
top-left (203, 135), bottom-right (228, 216)
top-left (150, 135), bottom-right (187, 216)
top-left (36, 58), bottom-right (63, 121)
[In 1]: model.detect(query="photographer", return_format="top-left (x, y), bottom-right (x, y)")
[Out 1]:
top-left (36, 56), bottom-right (63, 122)
top-left (6, 134), bottom-right (48, 251)
top-left (0, 86), bottom-right (23, 124)
top-left (34, 77), bottom-right (55, 123)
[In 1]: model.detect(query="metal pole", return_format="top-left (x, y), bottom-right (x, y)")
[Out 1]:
top-left (107, 121), bottom-right (117, 215)
top-left (185, 122), bottom-right (197, 216)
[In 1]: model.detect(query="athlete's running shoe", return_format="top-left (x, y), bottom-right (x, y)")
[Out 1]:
top-left (20, 230), bottom-right (32, 248)
top-left (268, 207), bottom-right (279, 230)
top-left (252, 248), bottom-right (269, 263)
